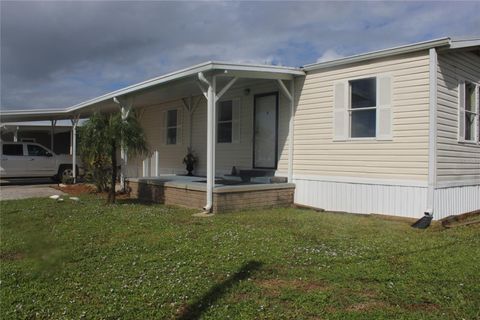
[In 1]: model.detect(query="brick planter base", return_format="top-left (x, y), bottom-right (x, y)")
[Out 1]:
top-left (127, 178), bottom-right (295, 213)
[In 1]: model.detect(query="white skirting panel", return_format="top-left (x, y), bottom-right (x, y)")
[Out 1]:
top-left (294, 178), bottom-right (428, 218)
top-left (434, 185), bottom-right (480, 220)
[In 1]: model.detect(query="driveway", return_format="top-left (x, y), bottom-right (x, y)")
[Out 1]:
top-left (0, 178), bottom-right (65, 201)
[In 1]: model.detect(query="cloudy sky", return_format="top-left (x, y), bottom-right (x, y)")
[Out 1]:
top-left (1, 1), bottom-right (479, 110)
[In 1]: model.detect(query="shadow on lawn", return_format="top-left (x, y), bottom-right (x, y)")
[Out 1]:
top-left (177, 260), bottom-right (263, 320)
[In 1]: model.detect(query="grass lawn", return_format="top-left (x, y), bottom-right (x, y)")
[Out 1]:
top-left (1, 195), bottom-right (479, 319)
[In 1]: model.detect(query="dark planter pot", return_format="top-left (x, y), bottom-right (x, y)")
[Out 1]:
top-left (186, 163), bottom-right (194, 176)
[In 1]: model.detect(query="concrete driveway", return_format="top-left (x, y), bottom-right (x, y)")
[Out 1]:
top-left (0, 178), bottom-right (65, 201)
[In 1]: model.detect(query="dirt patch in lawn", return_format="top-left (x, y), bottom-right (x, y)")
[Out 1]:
top-left (405, 302), bottom-right (440, 312)
top-left (346, 301), bottom-right (390, 312)
top-left (0, 251), bottom-right (25, 261)
top-left (257, 278), bottom-right (329, 296)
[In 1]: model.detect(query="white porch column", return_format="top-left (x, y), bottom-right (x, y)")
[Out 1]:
top-left (71, 117), bottom-right (79, 183)
top-left (198, 72), bottom-right (216, 211)
top-left (154, 150), bottom-right (159, 176)
top-left (13, 126), bottom-right (19, 142)
top-left (206, 76), bottom-right (216, 211)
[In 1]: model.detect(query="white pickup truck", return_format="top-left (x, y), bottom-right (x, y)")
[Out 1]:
top-left (0, 141), bottom-right (83, 181)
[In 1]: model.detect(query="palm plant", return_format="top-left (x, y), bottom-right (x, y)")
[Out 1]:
top-left (80, 110), bottom-right (148, 203)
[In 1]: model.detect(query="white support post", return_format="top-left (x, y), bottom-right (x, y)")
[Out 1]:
top-left (212, 76), bottom-right (217, 186)
top-left (154, 150), bottom-right (159, 176)
top-left (196, 81), bottom-right (209, 99)
top-left (198, 72), bottom-right (216, 212)
top-left (277, 79), bottom-right (293, 102)
top-left (71, 117), bottom-right (79, 183)
top-left (288, 79), bottom-right (295, 183)
top-left (13, 126), bottom-right (19, 142)
top-left (50, 120), bottom-right (57, 152)
top-left (216, 77), bottom-right (238, 101)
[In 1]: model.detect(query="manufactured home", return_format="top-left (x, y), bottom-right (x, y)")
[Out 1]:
top-left (1, 37), bottom-right (479, 219)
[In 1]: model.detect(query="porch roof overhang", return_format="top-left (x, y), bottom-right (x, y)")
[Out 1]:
top-left (0, 61), bottom-right (305, 123)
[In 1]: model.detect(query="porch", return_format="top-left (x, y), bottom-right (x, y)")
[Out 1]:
top-left (0, 61), bottom-right (305, 212)
top-left (126, 175), bottom-right (295, 213)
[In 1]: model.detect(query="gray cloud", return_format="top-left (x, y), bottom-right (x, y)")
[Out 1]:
top-left (1, 1), bottom-right (479, 110)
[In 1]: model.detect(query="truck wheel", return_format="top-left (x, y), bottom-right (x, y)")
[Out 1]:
top-left (58, 165), bottom-right (74, 181)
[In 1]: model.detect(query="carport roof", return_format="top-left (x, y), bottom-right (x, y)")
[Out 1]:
top-left (0, 61), bottom-right (304, 123)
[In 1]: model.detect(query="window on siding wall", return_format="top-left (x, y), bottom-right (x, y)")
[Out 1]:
top-left (349, 78), bottom-right (376, 138)
top-left (218, 100), bottom-right (233, 143)
top-left (464, 82), bottom-right (478, 142)
top-left (166, 109), bottom-right (178, 145)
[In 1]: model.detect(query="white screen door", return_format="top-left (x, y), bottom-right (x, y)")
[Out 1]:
top-left (254, 93), bottom-right (278, 168)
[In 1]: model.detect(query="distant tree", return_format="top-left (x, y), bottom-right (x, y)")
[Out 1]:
top-left (80, 111), bottom-right (148, 203)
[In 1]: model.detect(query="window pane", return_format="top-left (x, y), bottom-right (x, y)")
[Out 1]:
top-left (218, 122), bottom-right (232, 143)
top-left (465, 82), bottom-right (476, 112)
top-left (219, 101), bottom-right (233, 121)
top-left (465, 112), bottom-right (476, 141)
top-left (2, 144), bottom-right (23, 156)
top-left (167, 128), bottom-right (177, 145)
top-left (350, 78), bottom-right (376, 109)
top-left (351, 109), bottom-right (376, 138)
top-left (167, 110), bottom-right (177, 127)
top-left (28, 144), bottom-right (49, 156)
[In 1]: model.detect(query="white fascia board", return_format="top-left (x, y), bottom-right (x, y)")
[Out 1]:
top-left (303, 37), bottom-right (451, 71)
top-left (211, 61), bottom-right (305, 75)
top-left (448, 38), bottom-right (480, 49)
top-left (0, 61), bottom-right (304, 123)
top-left (66, 61), bottom-right (303, 113)
top-left (0, 109), bottom-right (74, 122)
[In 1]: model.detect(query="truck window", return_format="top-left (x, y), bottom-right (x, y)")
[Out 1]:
top-left (2, 144), bottom-right (24, 156)
top-left (27, 144), bottom-right (50, 156)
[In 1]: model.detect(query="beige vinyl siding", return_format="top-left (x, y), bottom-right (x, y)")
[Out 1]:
top-left (284, 51), bottom-right (431, 181)
top-left (192, 80), bottom-right (290, 175)
top-left (128, 99), bottom-right (187, 176)
top-left (127, 80), bottom-right (291, 177)
top-left (436, 51), bottom-right (480, 185)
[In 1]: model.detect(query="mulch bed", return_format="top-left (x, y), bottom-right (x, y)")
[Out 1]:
top-left (53, 183), bottom-right (130, 199)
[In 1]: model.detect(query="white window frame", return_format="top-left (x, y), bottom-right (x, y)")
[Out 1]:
top-left (217, 99), bottom-right (233, 144)
top-left (460, 81), bottom-right (480, 144)
top-left (166, 108), bottom-right (178, 145)
top-left (348, 77), bottom-right (377, 139)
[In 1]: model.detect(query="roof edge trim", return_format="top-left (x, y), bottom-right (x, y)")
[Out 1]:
top-left (303, 37), bottom-right (451, 71)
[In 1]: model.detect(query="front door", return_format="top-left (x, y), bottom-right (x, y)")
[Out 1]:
top-left (253, 92), bottom-right (278, 169)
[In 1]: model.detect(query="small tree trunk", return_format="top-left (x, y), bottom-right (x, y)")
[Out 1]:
top-left (108, 141), bottom-right (117, 204)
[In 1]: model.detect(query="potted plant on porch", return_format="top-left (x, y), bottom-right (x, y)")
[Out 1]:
top-left (182, 147), bottom-right (198, 176)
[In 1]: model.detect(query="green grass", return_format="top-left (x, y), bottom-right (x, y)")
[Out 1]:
top-left (1, 195), bottom-right (479, 319)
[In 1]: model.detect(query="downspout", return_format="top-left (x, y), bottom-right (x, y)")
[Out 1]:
top-left (198, 72), bottom-right (215, 212)
top-left (426, 48), bottom-right (438, 217)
